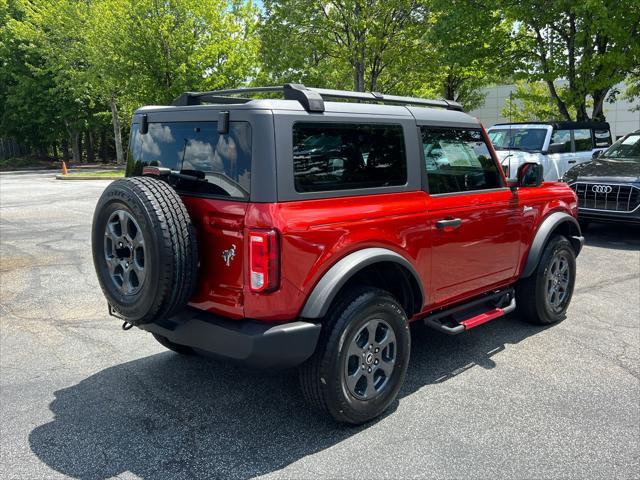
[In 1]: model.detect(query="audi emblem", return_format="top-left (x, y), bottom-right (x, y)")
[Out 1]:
top-left (592, 185), bottom-right (613, 194)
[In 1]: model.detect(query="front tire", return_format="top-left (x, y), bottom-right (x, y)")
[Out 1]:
top-left (299, 287), bottom-right (410, 425)
top-left (517, 235), bottom-right (577, 325)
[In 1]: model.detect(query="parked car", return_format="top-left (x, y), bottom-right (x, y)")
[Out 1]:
top-left (563, 129), bottom-right (640, 226)
top-left (487, 121), bottom-right (612, 181)
top-left (92, 84), bottom-right (584, 424)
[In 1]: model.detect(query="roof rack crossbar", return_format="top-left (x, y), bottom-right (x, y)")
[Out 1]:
top-left (171, 83), bottom-right (463, 112)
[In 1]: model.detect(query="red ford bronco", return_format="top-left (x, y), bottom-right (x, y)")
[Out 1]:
top-left (92, 84), bottom-right (583, 424)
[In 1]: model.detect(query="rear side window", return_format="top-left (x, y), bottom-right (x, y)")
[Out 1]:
top-left (128, 121), bottom-right (251, 199)
top-left (292, 123), bottom-right (407, 193)
top-left (421, 128), bottom-right (502, 194)
top-left (573, 129), bottom-right (593, 152)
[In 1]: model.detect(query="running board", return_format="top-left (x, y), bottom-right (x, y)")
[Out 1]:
top-left (423, 290), bottom-right (516, 335)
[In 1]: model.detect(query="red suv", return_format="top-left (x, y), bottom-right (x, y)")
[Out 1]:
top-left (92, 84), bottom-right (583, 424)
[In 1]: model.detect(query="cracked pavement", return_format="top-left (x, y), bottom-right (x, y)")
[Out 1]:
top-left (1, 171), bottom-right (639, 479)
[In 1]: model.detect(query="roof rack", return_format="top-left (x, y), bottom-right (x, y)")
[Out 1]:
top-left (172, 83), bottom-right (464, 112)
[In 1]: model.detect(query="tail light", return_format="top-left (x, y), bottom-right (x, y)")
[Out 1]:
top-left (249, 229), bottom-right (279, 292)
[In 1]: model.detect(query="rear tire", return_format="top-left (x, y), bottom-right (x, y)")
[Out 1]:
top-left (517, 235), bottom-right (576, 325)
top-left (152, 333), bottom-right (196, 355)
top-left (299, 287), bottom-right (410, 425)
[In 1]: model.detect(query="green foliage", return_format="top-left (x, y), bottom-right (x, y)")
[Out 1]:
top-left (259, 0), bottom-right (427, 92)
top-left (1, 0), bottom-right (637, 160)
top-left (413, 0), bottom-right (516, 110)
top-left (86, 0), bottom-right (260, 115)
top-left (0, 0), bottom-right (260, 160)
top-left (501, 81), bottom-right (579, 122)
top-left (501, 0), bottom-right (640, 121)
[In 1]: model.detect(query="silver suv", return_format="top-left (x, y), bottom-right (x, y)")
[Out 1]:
top-left (487, 121), bottom-right (612, 181)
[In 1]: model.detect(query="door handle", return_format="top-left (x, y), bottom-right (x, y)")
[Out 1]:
top-left (568, 160), bottom-right (576, 164)
top-left (436, 218), bottom-right (462, 229)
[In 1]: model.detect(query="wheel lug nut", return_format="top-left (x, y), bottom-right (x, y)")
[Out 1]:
top-left (375, 347), bottom-right (379, 353)
top-left (368, 367), bottom-right (372, 373)
top-left (368, 345), bottom-right (372, 350)
top-left (374, 359), bottom-right (379, 365)
top-left (362, 364), bottom-right (365, 369)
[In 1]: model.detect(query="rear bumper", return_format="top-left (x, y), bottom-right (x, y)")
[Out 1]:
top-left (140, 308), bottom-right (321, 369)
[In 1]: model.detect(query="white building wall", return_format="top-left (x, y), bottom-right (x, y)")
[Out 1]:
top-left (468, 83), bottom-right (640, 139)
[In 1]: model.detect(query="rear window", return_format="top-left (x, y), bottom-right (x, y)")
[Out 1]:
top-left (594, 129), bottom-right (612, 148)
top-left (292, 123), bottom-right (407, 193)
top-left (128, 121), bottom-right (251, 199)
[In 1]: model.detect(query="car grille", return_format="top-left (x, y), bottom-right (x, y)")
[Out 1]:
top-left (570, 183), bottom-right (640, 212)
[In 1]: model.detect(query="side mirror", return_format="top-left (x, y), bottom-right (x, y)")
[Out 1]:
top-left (592, 149), bottom-right (602, 159)
top-left (547, 143), bottom-right (565, 154)
top-left (517, 162), bottom-right (544, 187)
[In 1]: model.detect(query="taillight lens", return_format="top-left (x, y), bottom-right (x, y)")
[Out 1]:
top-left (249, 229), bottom-right (279, 292)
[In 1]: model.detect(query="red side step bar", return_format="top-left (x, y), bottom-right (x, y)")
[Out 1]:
top-left (423, 290), bottom-right (516, 335)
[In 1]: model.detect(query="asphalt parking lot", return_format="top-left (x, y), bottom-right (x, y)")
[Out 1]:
top-left (1, 170), bottom-right (639, 479)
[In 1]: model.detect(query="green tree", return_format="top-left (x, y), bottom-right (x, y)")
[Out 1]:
top-left (502, 0), bottom-right (640, 121)
top-left (0, 0), bottom-right (92, 161)
top-left (260, 0), bottom-right (427, 92)
top-left (414, 0), bottom-right (516, 110)
top-left (501, 81), bottom-right (580, 121)
top-left (85, 0), bottom-right (260, 163)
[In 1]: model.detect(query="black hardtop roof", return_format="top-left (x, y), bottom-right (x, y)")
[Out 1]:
top-left (493, 120), bottom-right (611, 130)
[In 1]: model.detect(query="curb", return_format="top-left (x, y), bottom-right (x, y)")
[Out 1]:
top-left (55, 174), bottom-right (122, 181)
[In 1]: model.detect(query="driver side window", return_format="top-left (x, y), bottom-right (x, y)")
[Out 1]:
top-left (550, 129), bottom-right (572, 153)
top-left (421, 128), bottom-right (503, 195)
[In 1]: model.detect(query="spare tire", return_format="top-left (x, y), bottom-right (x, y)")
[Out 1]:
top-left (91, 176), bottom-right (198, 325)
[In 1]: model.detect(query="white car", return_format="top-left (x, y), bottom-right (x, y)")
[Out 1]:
top-left (487, 122), bottom-right (613, 181)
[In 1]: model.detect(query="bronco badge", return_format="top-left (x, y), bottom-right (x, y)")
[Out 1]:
top-left (222, 244), bottom-right (236, 266)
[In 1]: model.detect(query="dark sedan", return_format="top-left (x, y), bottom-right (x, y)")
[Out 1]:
top-left (563, 129), bottom-right (640, 226)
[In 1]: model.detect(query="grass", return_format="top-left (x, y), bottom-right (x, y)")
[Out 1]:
top-left (64, 171), bottom-right (124, 178)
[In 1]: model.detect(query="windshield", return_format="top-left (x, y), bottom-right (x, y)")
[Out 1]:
top-left (488, 127), bottom-right (547, 151)
top-left (601, 133), bottom-right (640, 162)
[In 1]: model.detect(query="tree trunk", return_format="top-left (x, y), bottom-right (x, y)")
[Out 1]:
top-left (62, 138), bottom-right (70, 163)
top-left (99, 129), bottom-right (108, 162)
top-left (591, 89), bottom-right (609, 121)
top-left (86, 130), bottom-right (95, 163)
top-left (576, 102), bottom-right (589, 121)
top-left (110, 96), bottom-right (125, 165)
top-left (52, 142), bottom-right (58, 160)
top-left (353, 62), bottom-right (365, 92)
top-left (70, 131), bottom-right (81, 164)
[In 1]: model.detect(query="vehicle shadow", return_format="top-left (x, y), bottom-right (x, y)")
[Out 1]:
top-left (29, 314), bottom-right (546, 480)
top-left (583, 223), bottom-right (640, 251)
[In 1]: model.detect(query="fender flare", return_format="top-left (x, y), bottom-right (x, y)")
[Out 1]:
top-left (300, 247), bottom-right (424, 319)
top-left (521, 211), bottom-right (584, 278)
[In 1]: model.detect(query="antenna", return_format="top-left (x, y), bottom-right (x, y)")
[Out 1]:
top-left (508, 90), bottom-right (513, 179)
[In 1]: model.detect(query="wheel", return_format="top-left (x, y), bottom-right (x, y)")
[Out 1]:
top-left (91, 177), bottom-right (198, 325)
top-left (516, 235), bottom-right (576, 325)
top-left (299, 287), bottom-right (410, 424)
top-left (152, 333), bottom-right (196, 355)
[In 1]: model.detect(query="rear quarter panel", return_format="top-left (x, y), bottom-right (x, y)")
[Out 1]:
top-left (243, 192), bottom-right (430, 321)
